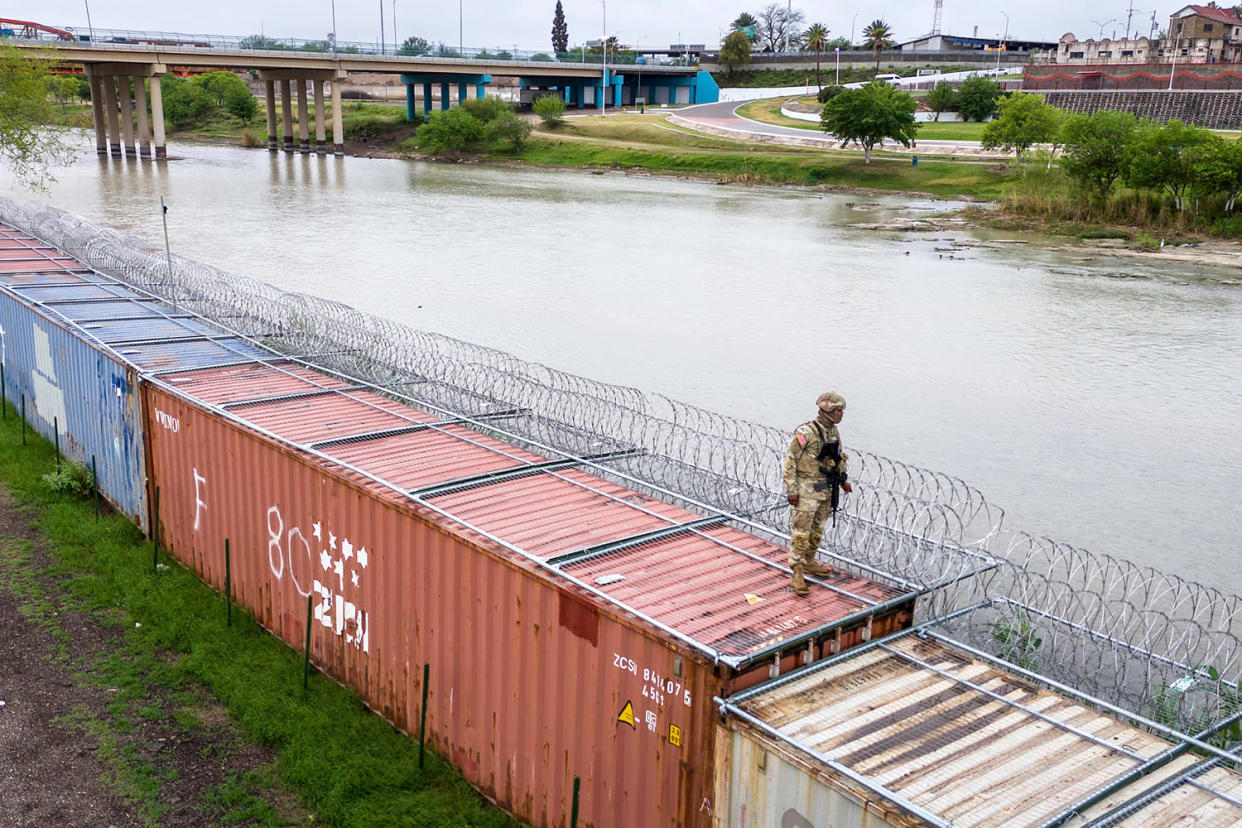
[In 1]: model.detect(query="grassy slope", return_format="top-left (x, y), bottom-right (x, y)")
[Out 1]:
top-left (504, 114), bottom-right (1010, 198)
top-left (735, 98), bottom-right (991, 140)
top-left (0, 409), bottom-right (519, 827)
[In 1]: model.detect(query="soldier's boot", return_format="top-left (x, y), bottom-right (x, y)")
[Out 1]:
top-left (790, 564), bottom-right (810, 597)
top-left (802, 555), bottom-right (833, 577)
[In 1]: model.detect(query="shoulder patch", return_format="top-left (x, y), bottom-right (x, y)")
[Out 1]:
top-left (796, 434), bottom-right (808, 447)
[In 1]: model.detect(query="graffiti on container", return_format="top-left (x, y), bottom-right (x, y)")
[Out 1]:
top-left (154, 406), bottom-right (181, 432)
top-left (192, 468), bottom-right (207, 531)
top-left (265, 504), bottom-right (370, 653)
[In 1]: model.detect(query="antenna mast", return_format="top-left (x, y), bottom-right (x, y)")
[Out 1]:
top-left (931, 0), bottom-right (944, 36)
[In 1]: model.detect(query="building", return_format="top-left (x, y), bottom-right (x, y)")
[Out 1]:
top-left (1044, 3), bottom-right (1242, 64)
top-left (898, 32), bottom-right (1057, 54)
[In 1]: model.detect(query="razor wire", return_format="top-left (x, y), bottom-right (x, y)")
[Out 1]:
top-left (7, 198), bottom-right (1242, 742)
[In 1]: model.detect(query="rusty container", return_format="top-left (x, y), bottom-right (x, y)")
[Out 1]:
top-left (143, 359), bottom-right (916, 827)
top-left (714, 631), bottom-right (1242, 827)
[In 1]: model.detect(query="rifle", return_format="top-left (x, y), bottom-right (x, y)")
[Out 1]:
top-left (813, 438), bottom-right (847, 524)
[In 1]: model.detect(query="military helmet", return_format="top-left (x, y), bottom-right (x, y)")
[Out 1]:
top-left (816, 391), bottom-right (846, 412)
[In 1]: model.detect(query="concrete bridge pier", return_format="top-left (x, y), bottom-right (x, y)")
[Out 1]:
top-left (264, 81), bottom-right (277, 150)
top-left (85, 68), bottom-right (107, 155)
top-left (100, 74), bottom-right (122, 156)
top-left (85, 63), bottom-right (167, 160)
top-left (400, 72), bottom-right (492, 121)
top-left (313, 79), bottom-right (327, 154)
top-left (259, 70), bottom-right (338, 155)
top-left (133, 76), bottom-right (151, 158)
top-left (117, 76), bottom-right (137, 156)
top-left (280, 79), bottom-right (294, 153)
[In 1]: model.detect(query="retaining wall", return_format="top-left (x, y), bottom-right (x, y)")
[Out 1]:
top-left (1041, 90), bottom-right (1242, 128)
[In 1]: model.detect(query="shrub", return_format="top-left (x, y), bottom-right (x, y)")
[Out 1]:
top-left (240, 127), bottom-right (262, 147)
top-left (956, 74), bottom-right (1002, 121)
top-left (486, 110), bottom-right (532, 150)
top-left (415, 108), bottom-right (484, 153)
top-left (532, 94), bottom-right (566, 126)
top-left (224, 85), bottom-right (259, 123)
top-left (160, 76), bottom-right (215, 126)
top-left (816, 85), bottom-right (845, 104)
top-left (460, 95), bottom-right (512, 123)
top-left (531, 53), bottom-right (554, 62)
top-left (42, 461), bottom-right (94, 498)
top-left (1077, 227), bottom-right (1130, 239)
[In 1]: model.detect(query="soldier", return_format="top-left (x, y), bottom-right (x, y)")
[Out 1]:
top-left (782, 392), bottom-right (853, 597)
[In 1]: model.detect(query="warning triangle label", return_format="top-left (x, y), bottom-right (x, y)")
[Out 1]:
top-left (617, 700), bottom-right (636, 729)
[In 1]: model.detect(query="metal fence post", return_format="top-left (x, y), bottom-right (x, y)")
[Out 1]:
top-left (1, 363), bottom-right (6, 419)
top-left (54, 416), bottom-right (61, 473)
top-left (225, 538), bottom-right (232, 626)
top-left (153, 485), bottom-right (160, 571)
top-left (571, 776), bottom-right (581, 828)
top-left (418, 662), bottom-right (430, 769)
top-left (92, 455), bottom-right (99, 520)
top-left (20, 394), bottom-right (25, 445)
top-left (303, 594), bottom-right (313, 690)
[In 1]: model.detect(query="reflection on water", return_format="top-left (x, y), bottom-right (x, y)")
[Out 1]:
top-left (14, 137), bottom-right (1242, 592)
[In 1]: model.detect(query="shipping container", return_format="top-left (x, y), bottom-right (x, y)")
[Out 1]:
top-left (0, 221), bottom-right (274, 530)
top-left (0, 225), bottom-right (149, 527)
top-left (143, 359), bottom-right (920, 827)
top-left (715, 630), bottom-right (1242, 827)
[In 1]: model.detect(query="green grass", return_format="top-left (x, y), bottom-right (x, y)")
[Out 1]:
top-left (503, 134), bottom-right (1011, 198)
top-left (0, 407), bottom-right (519, 827)
top-left (734, 99), bottom-right (991, 142)
top-left (916, 121), bottom-right (989, 140)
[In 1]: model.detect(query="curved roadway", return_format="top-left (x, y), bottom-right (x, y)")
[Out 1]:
top-left (675, 99), bottom-right (998, 156)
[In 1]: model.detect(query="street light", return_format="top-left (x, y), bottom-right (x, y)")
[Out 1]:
top-left (850, 13), bottom-right (858, 46)
top-left (83, 0), bottom-right (94, 43)
top-left (835, 45), bottom-right (841, 85)
top-left (330, 0), bottom-right (337, 55)
top-left (1092, 17), bottom-right (1120, 39)
top-left (379, 0), bottom-right (385, 54)
top-left (598, 0), bottom-right (607, 116)
top-left (996, 10), bottom-right (1009, 69)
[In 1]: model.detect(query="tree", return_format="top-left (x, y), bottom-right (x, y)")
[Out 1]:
top-left (160, 75), bottom-right (215, 126)
top-left (927, 81), bottom-right (956, 121)
top-left (827, 36), bottom-right (852, 50)
top-left (1058, 110), bottom-right (1140, 202)
top-left (802, 23), bottom-right (830, 91)
top-left (224, 84), bottom-right (259, 124)
top-left (1194, 135), bottom-right (1242, 211)
top-left (980, 93), bottom-right (1062, 161)
top-left (239, 34), bottom-right (283, 50)
top-left (552, 1), bottom-right (569, 54)
top-left (955, 74), bottom-right (1002, 121)
top-left (0, 45), bottom-right (75, 189)
top-left (1125, 119), bottom-right (1218, 212)
top-left (820, 80), bottom-right (918, 164)
top-left (197, 70), bottom-right (250, 108)
top-left (756, 3), bottom-right (806, 52)
top-left (533, 93), bottom-right (566, 126)
top-left (415, 107), bottom-right (484, 154)
top-left (398, 36), bottom-right (431, 56)
top-left (718, 30), bottom-right (753, 74)
top-left (732, 12), bottom-right (758, 31)
top-left (486, 109), bottom-right (532, 151)
top-left (861, 20), bottom-right (895, 73)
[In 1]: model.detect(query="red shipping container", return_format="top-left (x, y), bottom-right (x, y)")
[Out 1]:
top-left (142, 362), bottom-right (914, 827)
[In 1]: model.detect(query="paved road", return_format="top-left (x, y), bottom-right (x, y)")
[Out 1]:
top-left (675, 99), bottom-right (1000, 156)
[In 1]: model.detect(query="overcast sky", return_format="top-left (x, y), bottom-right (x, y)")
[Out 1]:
top-left (14, 1), bottom-right (1159, 52)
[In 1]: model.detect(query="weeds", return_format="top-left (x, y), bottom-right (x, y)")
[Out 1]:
top-left (42, 459), bottom-right (94, 497)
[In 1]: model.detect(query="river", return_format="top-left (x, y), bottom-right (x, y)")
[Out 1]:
top-left (11, 138), bottom-right (1242, 592)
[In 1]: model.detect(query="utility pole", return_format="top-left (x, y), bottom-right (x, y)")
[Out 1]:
top-left (379, 0), bottom-right (385, 54)
top-left (1125, 0), bottom-right (1136, 39)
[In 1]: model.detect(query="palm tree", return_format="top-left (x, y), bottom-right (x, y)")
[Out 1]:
top-left (802, 23), bottom-right (830, 91)
top-left (862, 19), bottom-right (895, 75)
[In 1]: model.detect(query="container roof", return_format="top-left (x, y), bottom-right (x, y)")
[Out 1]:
top-left (726, 632), bottom-right (1242, 826)
top-left (0, 219), bottom-right (921, 670)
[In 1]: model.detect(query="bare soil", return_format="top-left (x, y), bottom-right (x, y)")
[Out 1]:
top-left (0, 487), bottom-right (295, 826)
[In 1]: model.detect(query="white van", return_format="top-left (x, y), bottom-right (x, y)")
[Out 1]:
top-left (874, 73), bottom-right (902, 85)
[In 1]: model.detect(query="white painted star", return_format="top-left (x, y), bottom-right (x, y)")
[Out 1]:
top-left (356, 547), bottom-right (368, 568)
top-left (312, 522), bottom-right (322, 541)
top-left (333, 557), bottom-right (344, 590)
top-left (319, 549), bottom-right (332, 571)
top-left (329, 532), bottom-right (337, 550)
top-left (350, 569), bottom-right (359, 587)
top-left (341, 538), bottom-right (353, 560)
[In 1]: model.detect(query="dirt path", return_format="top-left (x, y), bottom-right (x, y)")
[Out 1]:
top-left (0, 488), bottom-right (294, 826)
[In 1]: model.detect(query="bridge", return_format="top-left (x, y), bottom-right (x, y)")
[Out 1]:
top-left (10, 38), bottom-right (719, 158)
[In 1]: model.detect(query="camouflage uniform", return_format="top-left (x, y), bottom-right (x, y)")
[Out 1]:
top-left (782, 393), bottom-right (849, 581)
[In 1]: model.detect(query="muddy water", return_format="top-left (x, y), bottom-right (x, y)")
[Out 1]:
top-left (17, 138), bottom-right (1242, 591)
